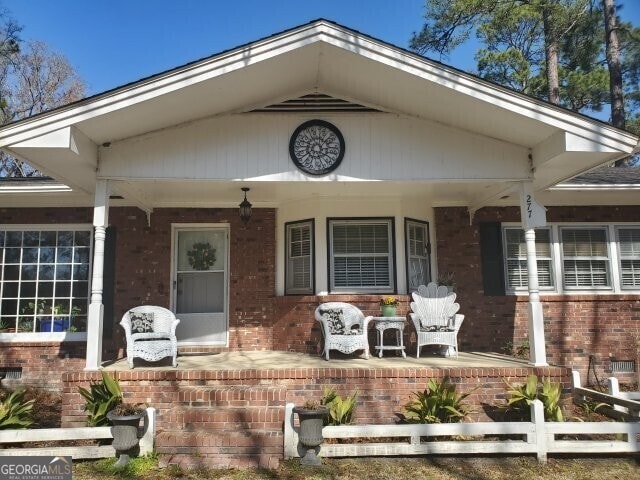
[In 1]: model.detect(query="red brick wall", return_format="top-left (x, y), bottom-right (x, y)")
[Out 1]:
top-left (108, 207), bottom-right (277, 355)
top-left (61, 365), bottom-right (570, 468)
top-left (0, 207), bottom-right (276, 387)
top-left (435, 206), bottom-right (640, 383)
top-left (0, 208), bottom-right (92, 388)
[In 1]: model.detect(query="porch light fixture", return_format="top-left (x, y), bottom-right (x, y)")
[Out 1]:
top-left (239, 187), bottom-right (252, 223)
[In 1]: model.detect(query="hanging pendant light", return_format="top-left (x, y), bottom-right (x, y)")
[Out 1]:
top-left (239, 187), bottom-right (252, 223)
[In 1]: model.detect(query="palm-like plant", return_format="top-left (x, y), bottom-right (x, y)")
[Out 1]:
top-left (505, 374), bottom-right (564, 421)
top-left (321, 386), bottom-right (358, 426)
top-left (403, 377), bottom-right (472, 424)
top-left (0, 389), bottom-right (34, 429)
top-left (78, 371), bottom-right (122, 426)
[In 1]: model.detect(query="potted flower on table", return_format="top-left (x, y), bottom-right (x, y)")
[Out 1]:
top-left (380, 296), bottom-right (399, 317)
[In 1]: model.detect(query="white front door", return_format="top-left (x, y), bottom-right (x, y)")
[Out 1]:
top-left (172, 226), bottom-right (228, 345)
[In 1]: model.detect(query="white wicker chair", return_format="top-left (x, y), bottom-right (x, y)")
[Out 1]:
top-left (314, 302), bottom-right (372, 361)
top-left (409, 283), bottom-right (464, 358)
top-left (120, 305), bottom-right (180, 368)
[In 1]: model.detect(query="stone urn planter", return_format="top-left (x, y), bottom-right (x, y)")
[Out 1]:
top-left (293, 404), bottom-right (329, 466)
top-left (107, 405), bottom-right (145, 468)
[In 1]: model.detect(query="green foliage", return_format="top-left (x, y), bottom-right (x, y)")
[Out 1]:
top-left (321, 386), bottom-right (358, 426)
top-left (403, 377), bottom-right (472, 424)
top-left (0, 389), bottom-right (34, 429)
top-left (574, 399), bottom-right (607, 422)
top-left (505, 374), bottom-right (564, 421)
top-left (78, 371), bottom-right (122, 426)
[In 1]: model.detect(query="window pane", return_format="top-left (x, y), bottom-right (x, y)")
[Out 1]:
top-left (286, 221), bottom-right (313, 294)
top-left (618, 228), bottom-right (640, 287)
top-left (0, 228), bottom-right (91, 335)
top-left (503, 227), bottom-right (553, 289)
top-left (561, 228), bottom-right (610, 288)
top-left (331, 220), bottom-right (393, 290)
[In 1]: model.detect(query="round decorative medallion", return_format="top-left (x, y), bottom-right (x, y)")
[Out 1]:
top-left (289, 120), bottom-right (345, 175)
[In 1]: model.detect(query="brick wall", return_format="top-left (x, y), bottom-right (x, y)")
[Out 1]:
top-left (0, 208), bottom-right (92, 388)
top-left (435, 206), bottom-right (640, 383)
top-left (0, 207), bottom-right (277, 387)
top-left (62, 365), bottom-right (570, 468)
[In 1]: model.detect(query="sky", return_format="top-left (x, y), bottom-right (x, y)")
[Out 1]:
top-left (3, 0), bottom-right (640, 99)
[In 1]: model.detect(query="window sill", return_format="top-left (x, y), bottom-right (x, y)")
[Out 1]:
top-left (0, 332), bottom-right (87, 343)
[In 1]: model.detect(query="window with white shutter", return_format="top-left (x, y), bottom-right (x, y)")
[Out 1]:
top-left (617, 227), bottom-right (640, 288)
top-left (561, 228), bottom-right (610, 289)
top-left (285, 220), bottom-right (314, 294)
top-left (503, 228), bottom-right (553, 290)
top-left (329, 218), bottom-right (395, 293)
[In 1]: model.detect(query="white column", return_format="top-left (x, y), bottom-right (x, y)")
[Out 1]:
top-left (524, 228), bottom-right (547, 366)
top-left (520, 182), bottom-right (548, 366)
top-left (85, 180), bottom-right (110, 370)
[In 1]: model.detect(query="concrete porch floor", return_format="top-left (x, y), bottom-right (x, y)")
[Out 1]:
top-left (104, 350), bottom-right (533, 371)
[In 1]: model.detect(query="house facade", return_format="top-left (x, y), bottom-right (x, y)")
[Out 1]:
top-left (0, 20), bottom-right (638, 389)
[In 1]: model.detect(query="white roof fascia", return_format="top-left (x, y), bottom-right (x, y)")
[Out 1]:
top-left (0, 20), bottom-right (636, 155)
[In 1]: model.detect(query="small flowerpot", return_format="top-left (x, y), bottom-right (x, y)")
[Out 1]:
top-left (381, 305), bottom-right (397, 317)
top-left (39, 317), bottom-right (70, 332)
top-left (293, 405), bottom-right (329, 466)
top-left (107, 410), bottom-right (144, 468)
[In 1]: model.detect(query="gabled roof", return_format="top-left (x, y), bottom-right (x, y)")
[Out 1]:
top-left (0, 19), bottom-right (637, 199)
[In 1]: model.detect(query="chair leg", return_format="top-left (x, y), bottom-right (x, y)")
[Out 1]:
top-left (364, 347), bottom-right (369, 360)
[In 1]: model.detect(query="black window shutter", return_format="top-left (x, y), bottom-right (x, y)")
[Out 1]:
top-left (102, 227), bottom-right (117, 339)
top-left (479, 222), bottom-right (505, 296)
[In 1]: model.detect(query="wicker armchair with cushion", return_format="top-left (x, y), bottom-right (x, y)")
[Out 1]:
top-left (314, 302), bottom-right (372, 361)
top-left (120, 305), bottom-right (180, 368)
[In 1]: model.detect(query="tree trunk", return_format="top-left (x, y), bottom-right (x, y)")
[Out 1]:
top-left (542, 5), bottom-right (560, 105)
top-left (602, 0), bottom-right (628, 166)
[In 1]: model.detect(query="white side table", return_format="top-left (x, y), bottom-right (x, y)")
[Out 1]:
top-left (371, 316), bottom-right (407, 358)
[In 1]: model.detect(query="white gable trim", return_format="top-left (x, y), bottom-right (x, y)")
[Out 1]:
top-left (0, 20), bottom-right (636, 154)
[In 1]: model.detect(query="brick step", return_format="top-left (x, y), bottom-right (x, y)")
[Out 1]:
top-left (173, 384), bottom-right (286, 408)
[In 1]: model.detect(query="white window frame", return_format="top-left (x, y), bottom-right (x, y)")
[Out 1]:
top-left (285, 219), bottom-right (314, 295)
top-left (502, 223), bottom-right (640, 295)
top-left (502, 227), bottom-right (555, 292)
top-left (328, 218), bottom-right (395, 294)
top-left (0, 224), bottom-right (92, 343)
top-left (559, 226), bottom-right (611, 291)
top-left (616, 226), bottom-right (640, 290)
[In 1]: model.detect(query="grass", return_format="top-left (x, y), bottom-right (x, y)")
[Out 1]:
top-left (73, 455), bottom-right (640, 480)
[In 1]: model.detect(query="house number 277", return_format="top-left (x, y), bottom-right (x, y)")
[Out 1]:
top-left (526, 194), bottom-right (533, 218)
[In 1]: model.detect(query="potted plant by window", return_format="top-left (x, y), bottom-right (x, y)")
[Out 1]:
top-left (292, 399), bottom-right (329, 466)
top-left (379, 296), bottom-right (399, 317)
top-left (39, 304), bottom-right (81, 332)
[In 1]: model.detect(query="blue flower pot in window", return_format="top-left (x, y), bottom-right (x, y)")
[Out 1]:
top-left (39, 317), bottom-right (70, 332)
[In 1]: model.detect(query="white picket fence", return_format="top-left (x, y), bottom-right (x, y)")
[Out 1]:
top-left (572, 371), bottom-right (640, 420)
top-left (0, 407), bottom-right (155, 459)
top-left (284, 399), bottom-right (640, 463)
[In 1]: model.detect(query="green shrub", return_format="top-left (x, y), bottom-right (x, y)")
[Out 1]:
top-left (321, 386), bottom-right (358, 426)
top-left (403, 377), bottom-right (472, 424)
top-left (0, 389), bottom-right (34, 429)
top-left (78, 371), bottom-right (122, 426)
top-left (505, 374), bottom-right (564, 421)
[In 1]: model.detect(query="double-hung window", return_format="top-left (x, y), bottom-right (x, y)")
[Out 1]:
top-left (285, 220), bottom-right (314, 294)
top-left (617, 227), bottom-right (640, 289)
top-left (561, 228), bottom-right (610, 289)
top-left (503, 227), bottom-right (553, 290)
top-left (0, 227), bottom-right (91, 335)
top-left (328, 218), bottom-right (395, 293)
